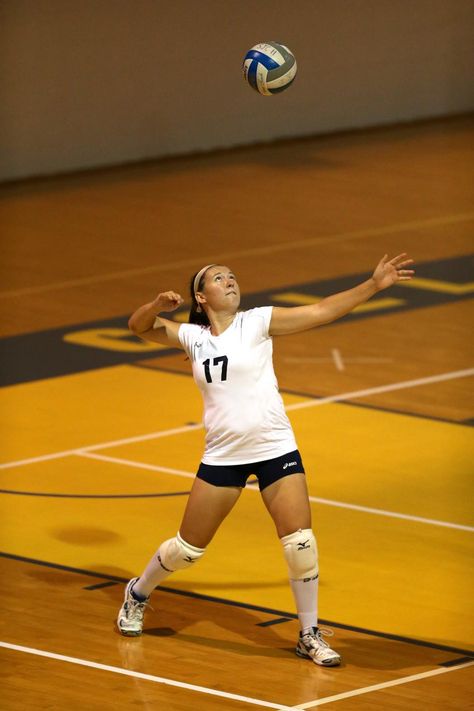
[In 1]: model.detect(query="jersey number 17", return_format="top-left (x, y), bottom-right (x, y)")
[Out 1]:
top-left (203, 356), bottom-right (228, 383)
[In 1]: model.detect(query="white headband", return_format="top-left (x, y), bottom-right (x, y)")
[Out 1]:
top-left (193, 264), bottom-right (217, 298)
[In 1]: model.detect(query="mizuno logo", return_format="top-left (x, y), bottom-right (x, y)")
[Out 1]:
top-left (283, 461), bottom-right (297, 469)
top-left (297, 540), bottom-right (310, 550)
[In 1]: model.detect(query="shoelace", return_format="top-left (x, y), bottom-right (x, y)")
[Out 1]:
top-left (127, 598), bottom-right (153, 617)
top-left (304, 627), bottom-right (334, 648)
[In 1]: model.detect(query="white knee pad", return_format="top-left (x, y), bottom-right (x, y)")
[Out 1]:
top-left (281, 528), bottom-right (318, 582)
top-left (158, 532), bottom-right (205, 573)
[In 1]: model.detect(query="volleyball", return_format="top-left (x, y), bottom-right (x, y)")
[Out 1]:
top-left (242, 42), bottom-right (297, 96)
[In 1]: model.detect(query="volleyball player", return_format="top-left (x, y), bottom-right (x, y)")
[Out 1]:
top-left (117, 254), bottom-right (414, 666)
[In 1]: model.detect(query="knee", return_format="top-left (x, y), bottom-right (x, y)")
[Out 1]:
top-left (281, 528), bottom-right (318, 581)
top-left (158, 531), bottom-right (206, 573)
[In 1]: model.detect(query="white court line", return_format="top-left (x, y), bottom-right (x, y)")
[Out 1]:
top-left (0, 423), bottom-right (203, 470)
top-left (77, 452), bottom-right (474, 532)
top-left (84, 422), bottom-right (203, 452)
top-left (1, 367), bottom-right (472, 472)
top-left (308, 497), bottom-right (474, 533)
top-left (0, 641), bottom-right (294, 711)
top-left (79, 451), bottom-right (195, 480)
top-left (0, 367), bottom-right (472, 530)
top-left (331, 349), bottom-right (345, 372)
top-left (2, 642), bottom-right (472, 710)
top-left (284, 368), bottom-right (474, 413)
top-left (285, 357), bottom-right (393, 364)
top-left (1, 212), bottom-right (472, 298)
top-left (295, 661), bottom-right (474, 708)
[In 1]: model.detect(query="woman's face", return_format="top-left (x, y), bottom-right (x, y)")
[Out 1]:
top-left (198, 265), bottom-right (241, 312)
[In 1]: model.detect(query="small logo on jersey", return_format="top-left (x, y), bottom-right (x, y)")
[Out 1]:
top-left (195, 342), bottom-right (202, 348)
top-left (283, 461), bottom-right (297, 470)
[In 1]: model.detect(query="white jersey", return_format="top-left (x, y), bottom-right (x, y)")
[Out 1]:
top-left (178, 306), bottom-right (297, 465)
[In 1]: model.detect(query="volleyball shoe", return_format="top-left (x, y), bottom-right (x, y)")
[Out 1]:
top-left (117, 577), bottom-right (150, 636)
top-left (295, 627), bottom-right (341, 666)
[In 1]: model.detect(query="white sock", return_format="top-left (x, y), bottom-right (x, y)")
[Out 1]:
top-left (132, 547), bottom-right (173, 598)
top-left (290, 577), bottom-right (318, 633)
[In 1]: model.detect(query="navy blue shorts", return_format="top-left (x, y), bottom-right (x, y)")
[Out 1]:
top-left (196, 449), bottom-right (305, 491)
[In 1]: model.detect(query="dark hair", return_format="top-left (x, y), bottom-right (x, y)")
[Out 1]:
top-left (189, 271), bottom-right (211, 326)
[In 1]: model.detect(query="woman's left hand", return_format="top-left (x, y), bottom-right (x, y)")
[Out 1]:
top-left (372, 253), bottom-right (415, 291)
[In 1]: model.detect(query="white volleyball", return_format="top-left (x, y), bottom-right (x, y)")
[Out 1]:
top-left (242, 42), bottom-right (297, 96)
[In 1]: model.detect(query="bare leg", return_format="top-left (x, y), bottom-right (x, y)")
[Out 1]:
top-left (133, 478), bottom-right (242, 597)
top-left (260, 473), bottom-right (311, 537)
top-left (179, 477), bottom-right (243, 548)
top-left (261, 472), bottom-right (318, 634)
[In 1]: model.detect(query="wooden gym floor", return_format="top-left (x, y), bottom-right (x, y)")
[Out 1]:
top-left (0, 115), bottom-right (473, 709)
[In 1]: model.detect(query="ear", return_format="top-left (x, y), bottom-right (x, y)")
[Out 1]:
top-left (196, 292), bottom-right (206, 306)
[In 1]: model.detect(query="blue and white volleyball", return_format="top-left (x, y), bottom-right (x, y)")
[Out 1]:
top-left (243, 42), bottom-right (297, 96)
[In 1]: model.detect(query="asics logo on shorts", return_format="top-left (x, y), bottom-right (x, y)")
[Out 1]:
top-left (297, 540), bottom-right (310, 550)
top-left (283, 461), bottom-right (297, 470)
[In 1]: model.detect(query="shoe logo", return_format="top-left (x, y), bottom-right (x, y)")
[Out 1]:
top-left (184, 555), bottom-right (196, 563)
top-left (283, 461), bottom-right (297, 470)
top-left (297, 540), bottom-right (310, 550)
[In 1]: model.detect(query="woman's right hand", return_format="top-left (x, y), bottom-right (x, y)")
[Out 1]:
top-left (152, 291), bottom-right (184, 313)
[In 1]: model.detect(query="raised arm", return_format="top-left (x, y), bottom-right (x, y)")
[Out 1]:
top-left (269, 253), bottom-right (414, 336)
top-left (128, 291), bottom-right (184, 348)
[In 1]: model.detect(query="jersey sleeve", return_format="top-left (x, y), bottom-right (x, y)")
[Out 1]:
top-left (245, 306), bottom-right (273, 341)
top-left (178, 322), bottom-right (203, 360)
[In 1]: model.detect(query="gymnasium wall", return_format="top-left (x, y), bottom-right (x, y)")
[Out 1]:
top-left (1, 0), bottom-right (473, 181)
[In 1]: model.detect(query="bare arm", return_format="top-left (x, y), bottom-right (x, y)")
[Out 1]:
top-left (128, 291), bottom-right (184, 348)
top-left (269, 253), bottom-right (414, 336)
